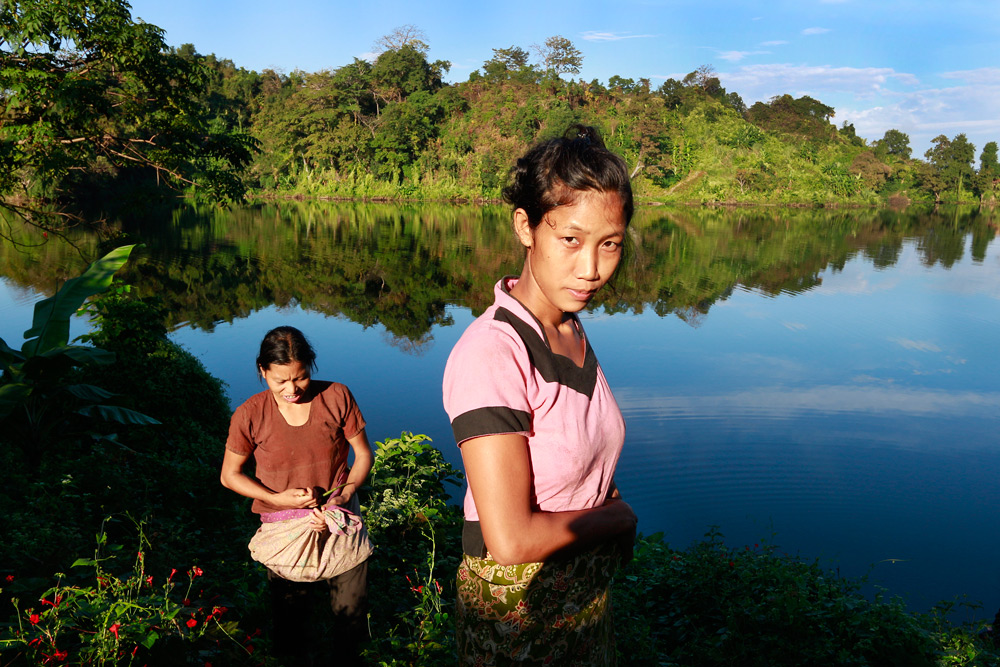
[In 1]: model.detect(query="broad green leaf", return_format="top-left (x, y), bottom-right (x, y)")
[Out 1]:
top-left (65, 383), bottom-right (116, 402)
top-left (0, 337), bottom-right (25, 371)
top-left (41, 345), bottom-right (116, 366)
top-left (71, 558), bottom-right (98, 568)
top-left (22, 245), bottom-right (136, 357)
top-left (76, 404), bottom-right (161, 426)
top-left (0, 383), bottom-right (31, 420)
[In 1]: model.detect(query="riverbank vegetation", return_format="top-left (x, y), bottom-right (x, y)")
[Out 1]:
top-left (3, 2), bottom-right (1000, 234)
top-left (2, 250), bottom-right (998, 665)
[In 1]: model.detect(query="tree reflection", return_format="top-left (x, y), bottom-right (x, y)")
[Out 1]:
top-left (1, 204), bottom-right (996, 342)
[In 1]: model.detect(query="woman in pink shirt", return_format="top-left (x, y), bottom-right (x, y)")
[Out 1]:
top-left (443, 125), bottom-right (638, 665)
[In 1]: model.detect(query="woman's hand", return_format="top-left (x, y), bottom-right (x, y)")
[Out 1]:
top-left (308, 508), bottom-right (327, 533)
top-left (270, 486), bottom-right (319, 510)
top-left (603, 495), bottom-right (637, 565)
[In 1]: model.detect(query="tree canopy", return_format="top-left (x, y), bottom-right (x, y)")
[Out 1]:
top-left (0, 0), bottom-right (257, 220)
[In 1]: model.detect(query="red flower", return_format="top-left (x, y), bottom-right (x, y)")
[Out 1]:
top-left (29, 613), bottom-right (40, 624)
top-left (182, 598), bottom-right (191, 606)
top-left (4, 575), bottom-right (13, 583)
top-left (729, 561), bottom-right (735, 568)
top-left (191, 566), bottom-right (203, 577)
top-left (145, 575), bottom-right (153, 586)
top-left (168, 568), bottom-right (177, 582)
top-left (186, 618), bottom-right (198, 628)
top-left (109, 623), bottom-right (120, 640)
top-left (137, 551), bottom-right (144, 560)
top-left (212, 606), bottom-right (227, 616)
top-left (52, 648), bottom-right (67, 662)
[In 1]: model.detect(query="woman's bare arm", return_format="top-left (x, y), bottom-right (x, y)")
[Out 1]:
top-left (461, 433), bottom-right (636, 566)
top-left (327, 428), bottom-right (374, 506)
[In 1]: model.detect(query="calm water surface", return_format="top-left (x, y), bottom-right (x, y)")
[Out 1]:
top-left (2, 203), bottom-right (998, 616)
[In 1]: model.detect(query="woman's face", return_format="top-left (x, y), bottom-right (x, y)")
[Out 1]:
top-left (513, 189), bottom-right (626, 324)
top-left (260, 360), bottom-right (311, 405)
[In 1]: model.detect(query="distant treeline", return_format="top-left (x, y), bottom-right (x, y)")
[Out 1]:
top-left (164, 28), bottom-right (1000, 206)
top-left (3, 7), bottom-right (999, 212)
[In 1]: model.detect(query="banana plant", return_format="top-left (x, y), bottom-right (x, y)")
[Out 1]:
top-left (0, 245), bottom-right (160, 469)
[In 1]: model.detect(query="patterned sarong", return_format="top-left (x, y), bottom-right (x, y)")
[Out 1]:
top-left (456, 542), bottom-right (621, 666)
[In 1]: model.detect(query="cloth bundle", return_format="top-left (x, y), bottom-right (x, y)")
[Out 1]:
top-left (248, 494), bottom-right (373, 582)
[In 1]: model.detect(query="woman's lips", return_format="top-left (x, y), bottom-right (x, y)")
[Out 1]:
top-left (568, 288), bottom-right (595, 301)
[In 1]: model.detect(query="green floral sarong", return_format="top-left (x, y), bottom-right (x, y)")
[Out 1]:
top-left (455, 542), bottom-right (620, 666)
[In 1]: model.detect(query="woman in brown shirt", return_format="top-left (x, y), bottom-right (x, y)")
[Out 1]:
top-left (221, 325), bottom-right (373, 666)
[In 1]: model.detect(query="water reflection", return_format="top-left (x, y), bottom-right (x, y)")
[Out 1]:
top-left (2, 204), bottom-right (999, 616)
top-left (2, 203), bottom-right (997, 341)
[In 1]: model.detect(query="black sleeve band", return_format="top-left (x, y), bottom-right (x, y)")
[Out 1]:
top-left (451, 406), bottom-right (531, 444)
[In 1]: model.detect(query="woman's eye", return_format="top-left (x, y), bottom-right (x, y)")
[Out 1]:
top-left (603, 240), bottom-right (621, 250)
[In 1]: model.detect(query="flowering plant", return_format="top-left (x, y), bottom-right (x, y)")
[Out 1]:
top-left (0, 519), bottom-right (251, 665)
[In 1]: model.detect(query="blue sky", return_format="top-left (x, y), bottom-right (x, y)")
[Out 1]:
top-left (128, 0), bottom-right (999, 160)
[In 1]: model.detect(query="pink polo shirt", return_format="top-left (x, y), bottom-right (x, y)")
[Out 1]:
top-left (442, 277), bottom-right (626, 522)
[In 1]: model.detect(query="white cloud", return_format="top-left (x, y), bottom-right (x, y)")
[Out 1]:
top-left (802, 27), bottom-right (831, 35)
top-left (940, 67), bottom-right (1000, 85)
top-left (838, 75), bottom-right (1000, 158)
top-left (889, 338), bottom-right (942, 353)
top-left (721, 63), bottom-right (919, 102)
top-left (581, 31), bottom-right (654, 42)
top-left (719, 50), bottom-right (769, 62)
top-left (760, 40), bottom-right (788, 46)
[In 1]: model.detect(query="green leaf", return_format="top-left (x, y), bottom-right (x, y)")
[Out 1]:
top-left (42, 345), bottom-right (116, 366)
top-left (141, 631), bottom-right (160, 649)
top-left (0, 337), bottom-right (25, 371)
top-left (76, 404), bottom-right (161, 426)
top-left (65, 383), bottom-right (116, 402)
top-left (0, 383), bottom-right (31, 420)
top-left (71, 558), bottom-right (98, 568)
top-left (22, 245), bottom-right (136, 357)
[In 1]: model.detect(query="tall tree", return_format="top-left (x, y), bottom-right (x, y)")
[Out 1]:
top-left (979, 141), bottom-right (999, 175)
top-left (534, 36), bottom-right (583, 78)
top-left (373, 24), bottom-right (429, 55)
top-left (482, 46), bottom-right (532, 80)
top-left (0, 0), bottom-right (256, 223)
top-left (924, 133), bottom-right (975, 199)
top-left (975, 141), bottom-right (999, 201)
top-left (874, 129), bottom-right (912, 160)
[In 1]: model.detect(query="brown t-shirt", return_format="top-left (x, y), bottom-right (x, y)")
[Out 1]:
top-left (226, 381), bottom-right (366, 514)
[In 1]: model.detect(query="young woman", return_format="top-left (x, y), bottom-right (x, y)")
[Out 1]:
top-left (443, 126), bottom-right (638, 666)
top-left (221, 326), bottom-right (373, 666)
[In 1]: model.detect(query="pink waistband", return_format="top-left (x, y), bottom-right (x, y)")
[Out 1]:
top-left (260, 504), bottom-right (356, 524)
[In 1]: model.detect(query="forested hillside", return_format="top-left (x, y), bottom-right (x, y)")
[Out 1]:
top-left (3, 7), bottom-right (999, 212)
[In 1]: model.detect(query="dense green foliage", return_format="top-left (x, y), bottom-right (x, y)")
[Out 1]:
top-left (0, 0), bottom-right (256, 225)
top-left (4, 3), bottom-right (1000, 217)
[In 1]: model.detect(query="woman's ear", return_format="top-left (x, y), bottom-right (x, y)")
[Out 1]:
top-left (513, 208), bottom-right (533, 249)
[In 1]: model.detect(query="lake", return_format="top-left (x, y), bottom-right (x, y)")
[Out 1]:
top-left (1, 202), bottom-right (998, 618)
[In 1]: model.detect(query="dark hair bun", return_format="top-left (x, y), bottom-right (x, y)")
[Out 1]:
top-left (503, 124), bottom-right (634, 228)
